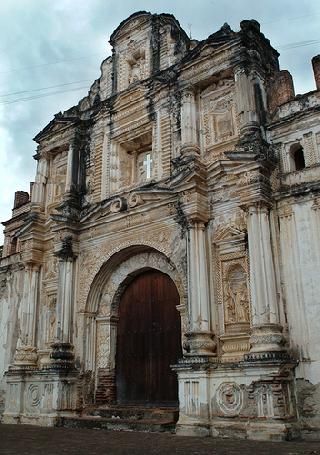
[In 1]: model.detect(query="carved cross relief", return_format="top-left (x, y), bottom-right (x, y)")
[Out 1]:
top-left (138, 152), bottom-right (152, 180)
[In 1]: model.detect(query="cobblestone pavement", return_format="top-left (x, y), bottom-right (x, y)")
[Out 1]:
top-left (0, 424), bottom-right (320, 455)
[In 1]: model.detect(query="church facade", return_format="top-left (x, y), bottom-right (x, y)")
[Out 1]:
top-left (1, 12), bottom-right (320, 440)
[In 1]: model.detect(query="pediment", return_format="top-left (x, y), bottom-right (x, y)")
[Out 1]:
top-left (80, 187), bottom-right (174, 223)
top-left (33, 115), bottom-right (77, 143)
top-left (110, 12), bottom-right (151, 45)
top-left (213, 224), bottom-right (246, 242)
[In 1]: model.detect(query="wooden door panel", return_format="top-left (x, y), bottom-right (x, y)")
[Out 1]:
top-left (116, 270), bottom-right (181, 405)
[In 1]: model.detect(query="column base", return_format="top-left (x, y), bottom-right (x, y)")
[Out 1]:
top-left (12, 346), bottom-right (38, 368)
top-left (174, 357), bottom-right (297, 441)
top-left (245, 323), bottom-right (289, 361)
top-left (3, 367), bottom-right (78, 425)
top-left (184, 331), bottom-right (216, 356)
top-left (180, 144), bottom-right (200, 156)
top-left (50, 342), bottom-right (75, 370)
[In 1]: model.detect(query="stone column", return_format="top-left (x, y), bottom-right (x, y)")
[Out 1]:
top-left (56, 259), bottom-right (74, 343)
top-left (185, 222), bottom-right (216, 356)
top-left (31, 158), bottom-right (48, 206)
top-left (234, 66), bottom-right (260, 136)
top-left (65, 144), bottom-right (74, 194)
top-left (65, 143), bottom-right (79, 196)
top-left (51, 236), bottom-right (76, 368)
top-left (180, 87), bottom-right (200, 155)
top-left (246, 203), bottom-right (285, 355)
top-left (14, 263), bottom-right (40, 366)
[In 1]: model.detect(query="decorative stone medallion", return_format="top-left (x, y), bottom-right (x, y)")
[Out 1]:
top-left (26, 384), bottom-right (41, 412)
top-left (216, 382), bottom-right (243, 416)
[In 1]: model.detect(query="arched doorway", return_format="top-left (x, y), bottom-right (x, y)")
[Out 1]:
top-left (116, 270), bottom-right (182, 406)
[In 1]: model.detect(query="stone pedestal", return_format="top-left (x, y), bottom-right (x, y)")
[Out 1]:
top-left (184, 332), bottom-right (215, 356)
top-left (3, 367), bottom-right (78, 426)
top-left (13, 346), bottom-right (38, 368)
top-left (174, 358), bottom-right (297, 440)
top-left (249, 323), bottom-right (285, 354)
top-left (50, 342), bottom-right (75, 370)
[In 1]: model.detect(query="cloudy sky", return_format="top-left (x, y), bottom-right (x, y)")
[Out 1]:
top-left (1, 0), bottom-right (319, 241)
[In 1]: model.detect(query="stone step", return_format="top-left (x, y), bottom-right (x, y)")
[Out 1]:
top-left (85, 405), bottom-right (178, 422)
top-left (58, 415), bottom-right (176, 433)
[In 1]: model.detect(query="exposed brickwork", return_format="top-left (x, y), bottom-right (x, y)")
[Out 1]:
top-left (95, 369), bottom-right (116, 405)
top-left (13, 190), bottom-right (29, 209)
top-left (268, 70), bottom-right (295, 112)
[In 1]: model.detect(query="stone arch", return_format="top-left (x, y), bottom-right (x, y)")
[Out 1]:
top-left (78, 237), bottom-right (187, 313)
top-left (83, 246), bottom-right (187, 394)
top-left (288, 142), bottom-right (306, 172)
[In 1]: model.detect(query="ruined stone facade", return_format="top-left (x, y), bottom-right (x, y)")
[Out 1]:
top-left (1, 12), bottom-right (320, 440)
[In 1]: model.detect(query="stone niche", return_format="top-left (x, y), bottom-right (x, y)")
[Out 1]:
top-left (46, 147), bottom-right (69, 211)
top-left (200, 79), bottom-right (238, 162)
top-left (118, 130), bottom-right (153, 186)
top-left (108, 126), bottom-right (158, 192)
top-left (213, 223), bottom-right (251, 361)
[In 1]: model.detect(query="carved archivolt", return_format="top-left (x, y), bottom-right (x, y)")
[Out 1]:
top-left (84, 247), bottom-right (187, 373)
top-left (91, 250), bottom-right (186, 316)
top-left (78, 233), bottom-right (186, 312)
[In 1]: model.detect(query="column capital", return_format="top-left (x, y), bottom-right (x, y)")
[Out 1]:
top-left (244, 201), bottom-right (271, 216)
top-left (180, 85), bottom-right (196, 99)
top-left (24, 262), bottom-right (41, 272)
top-left (54, 235), bottom-right (77, 261)
top-left (188, 220), bottom-right (207, 231)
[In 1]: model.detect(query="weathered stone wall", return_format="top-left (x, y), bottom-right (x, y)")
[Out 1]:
top-left (0, 263), bottom-right (24, 414)
top-left (1, 10), bottom-right (320, 440)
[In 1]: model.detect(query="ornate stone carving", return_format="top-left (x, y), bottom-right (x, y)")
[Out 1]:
top-left (46, 295), bottom-right (57, 344)
top-left (96, 322), bottom-right (110, 368)
top-left (78, 233), bottom-right (181, 312)
top-left (43, 256), bottom-right (58, 281)
top-left (200, 79), bottom-right (237, 161)
top-left (26, 384), bottom-right (41, 410)
top-left (184, 332), bottom-right (216, 356)
top-left (223, 264), bottom-right (250, 326)
top-left (127, 192), bottom-right (143, 208)
top-left (247, 323), bottom-right (286, 356)
top-left (127, 47), bottom-right (146, 84)
top-left (13, 346), bottom-right (38, 366)
top-left (110, 197), bottom-right (127, 212)
top-left (216, 382), bottom-right (243, 416)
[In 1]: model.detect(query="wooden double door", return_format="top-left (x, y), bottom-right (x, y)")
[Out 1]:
top-left (116, 270), bottom-right (182, 406)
